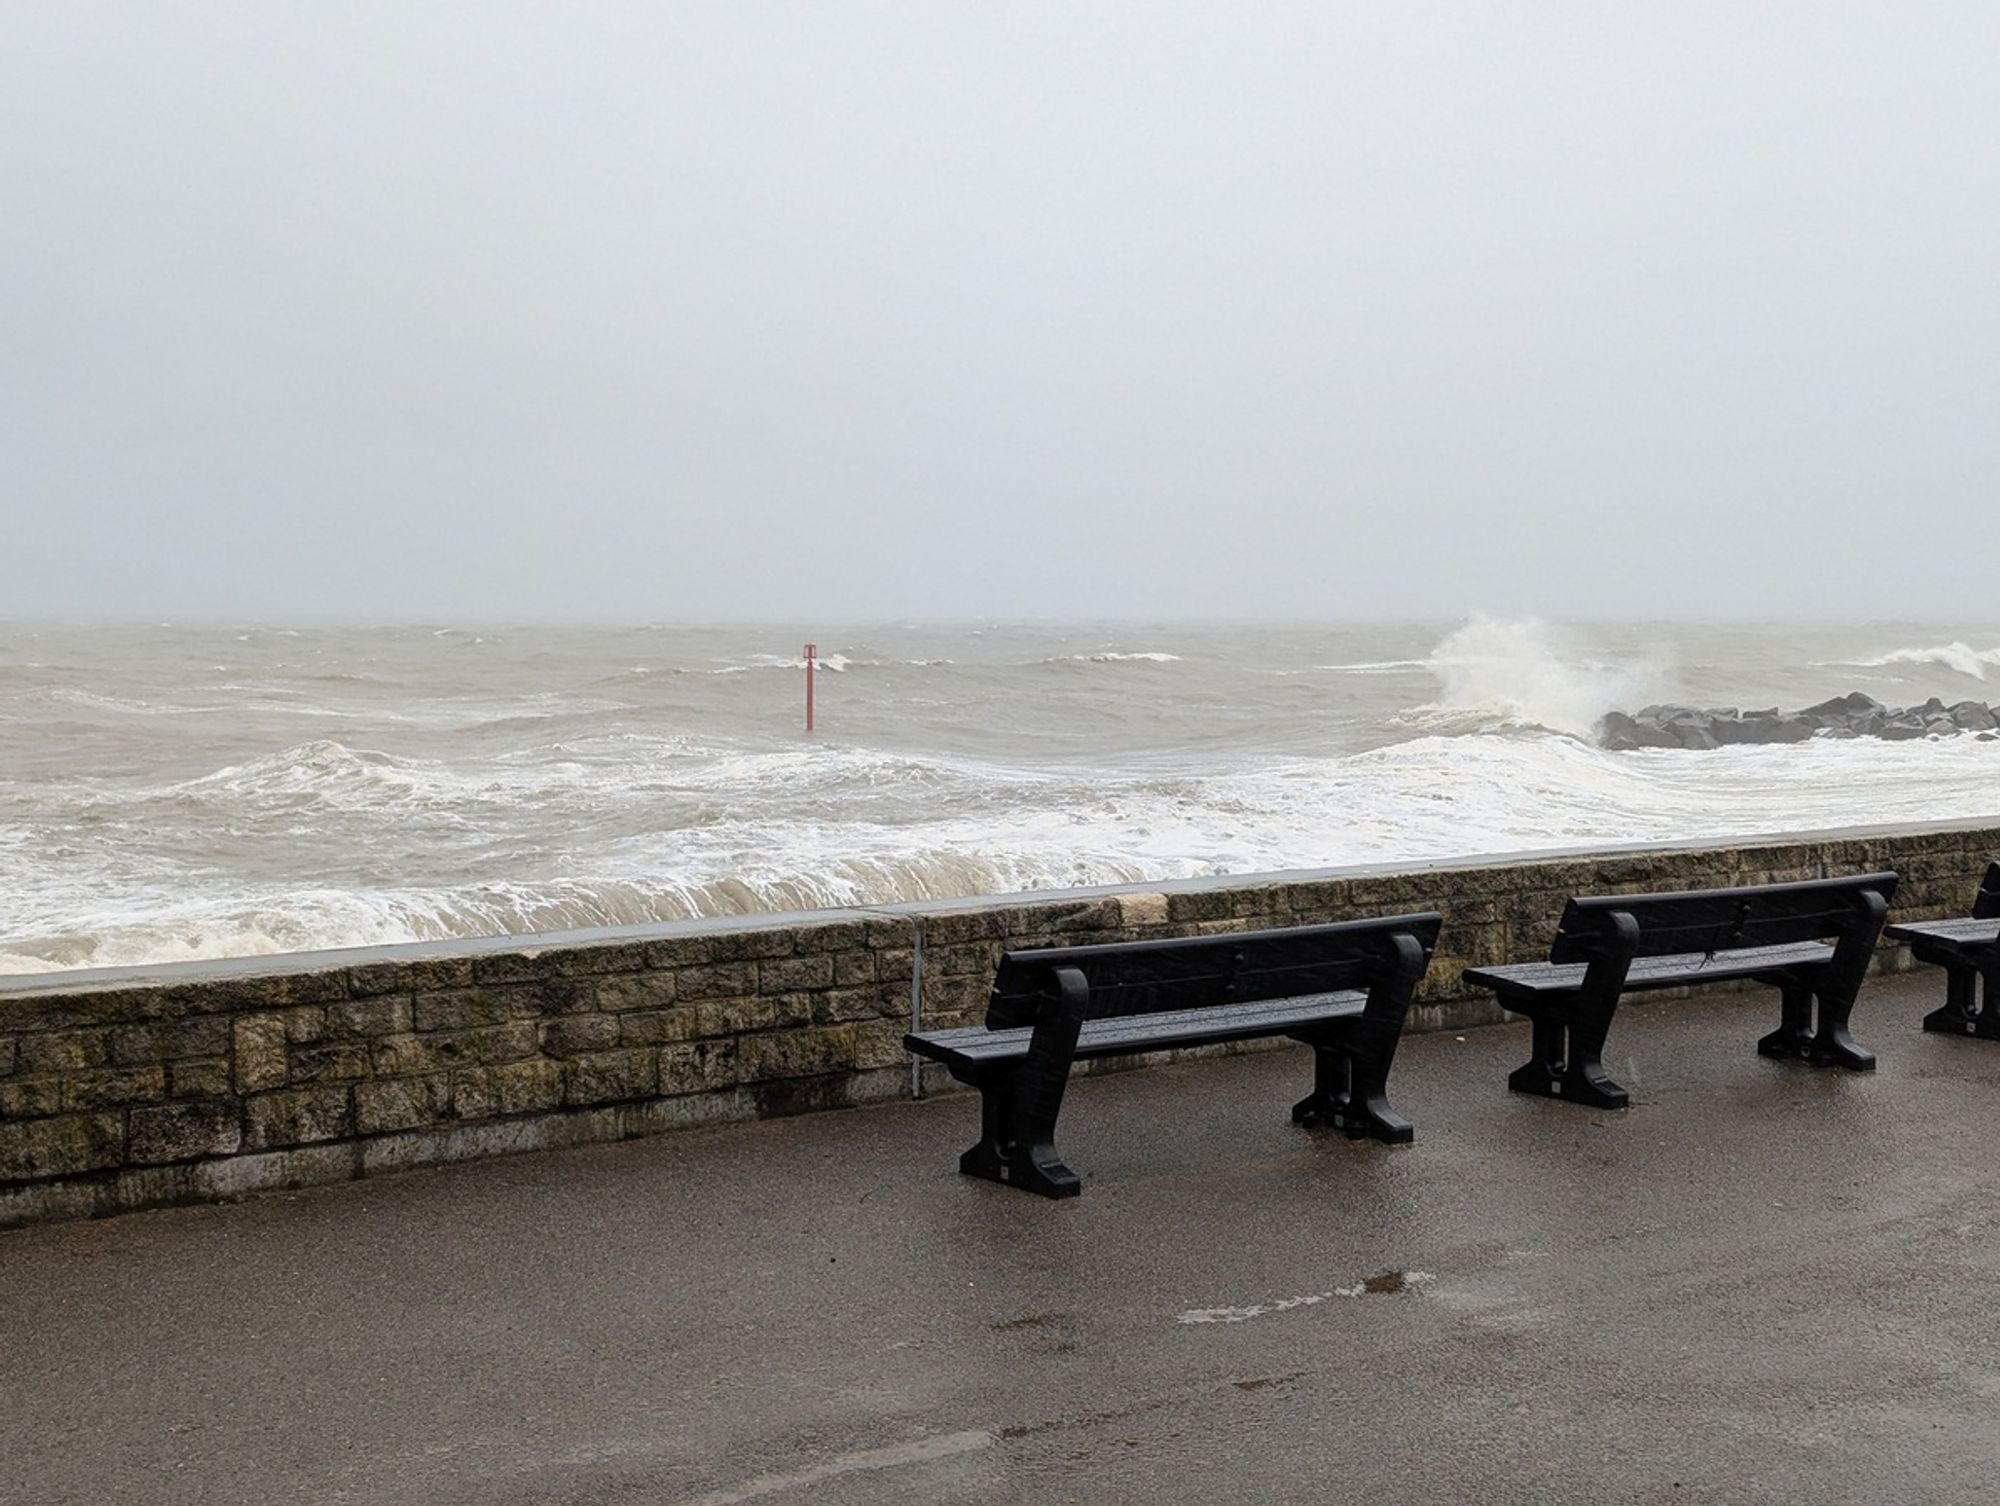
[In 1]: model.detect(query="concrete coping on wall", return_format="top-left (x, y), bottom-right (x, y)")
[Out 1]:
top-left (6, 813), bottom-right (1995, 997)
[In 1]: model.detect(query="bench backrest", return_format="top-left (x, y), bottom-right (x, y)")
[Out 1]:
top-left (1975, 862), bottom-right (2000, 920)
top-left (986, 913), bottom-right (1444, 1030)
top-left (1548, 873), bottom-right (1898, 964)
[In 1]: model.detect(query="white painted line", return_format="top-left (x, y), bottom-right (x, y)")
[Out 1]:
top-left (1178, 1271), bottom-right (1435, 1324)
top-left (672, 1429), bottom-right (994, 1506)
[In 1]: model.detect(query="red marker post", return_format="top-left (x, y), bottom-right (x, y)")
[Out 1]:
top-left (803, 642), bottom-right (816, 733)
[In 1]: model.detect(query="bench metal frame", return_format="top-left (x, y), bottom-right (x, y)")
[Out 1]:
top-left (904, 914), bottom-right (1439, 1199)
top-left (1886, 862), bottom-right (2000, 1041)
top-left (1466, 873), bottom-right (1897, 1110)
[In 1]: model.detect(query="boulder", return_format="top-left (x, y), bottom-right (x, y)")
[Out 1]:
top-left (1801, 692), bottom-right (1886, 723)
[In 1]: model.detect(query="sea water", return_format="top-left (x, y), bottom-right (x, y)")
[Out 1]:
top-left (3, 616), bottom-right (1997, 974)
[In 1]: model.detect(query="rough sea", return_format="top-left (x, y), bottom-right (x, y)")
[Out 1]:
top-left (4, 616), bottom-right (1997, 975)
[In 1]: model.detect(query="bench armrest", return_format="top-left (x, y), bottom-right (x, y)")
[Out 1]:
top-left (1577, 910), bottom-right (1639, 1004)
top-left (1363, 930), bottom-right (1430, 1026)
top-left (1006, 965), bottom-right (1088, 1153)
top-left (1823, 888), bottom-right (1890, 1002)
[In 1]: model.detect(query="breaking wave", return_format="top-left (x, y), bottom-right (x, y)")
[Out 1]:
top-left (1404, 615), bottom-right (1659, 739)
top-left (6, 618), bottom-right (2000, 976)
top-left (1847, 642), bottom-right (2000, 680)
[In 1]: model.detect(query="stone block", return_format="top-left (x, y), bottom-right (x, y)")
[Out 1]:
top-left (863, 916), bottom-right (913, 948)
top-left (353, 1075), bottom-right (453, 1135)
top-left (63, 1067), bottom-right (166, 1110)
top-left (920, 974), bottom-right (991, 1016)
top-left (473, 943), bottom-right (648, 982)
top-left (243, 1085), bottom-right (352, 1150)
top-left (326, 997), bottom-right (412, 1037)
top-left (413, 987), bottom-right (541, 1032)
top-left (1117, 892), bottom-right (1170, 927)
top-left (169, 1058), bottom-right (233, 1098)
top-left (691, 997), bottom-right (784, 1037)
top-left (855, 1021), bottom-right (913, 1070)
top-left (734, 1025), bottom-right (857, 1083)
top-left (451, 1058), bottom-right (562, 1120)
top-left (797, 920), bottom-right (865, 952)
top-left (0, 1079), bottom-right (63, 1118)
top-left (832, 951), bottom-right (877, 986)
top-left (814, 986), bottom-right (898, 1024)
top-left (709, 929), bottom-right (795, 962)
top-left (674, 962), bottom-right (759, 1000)
top-left (593, 973), bottom-right (677, 1012)
top-left (562, 1049), bottom-right (658, 1106)
top-left (643, 935), bottom-right (714, 968)
top-left (0, 1113), bottom-right (123, 1180)
top-left (282, 1006), bottom-right (328, 1043)
top-left (349, 957), bottom-right (473, 996)
top-left (758, 955), bottom-right (834, 993)
top-left (618, 1008), bottom-right (699, 1046)
top-left (370, 1023), bottom-right (538, 1075)
top-left (17, 1031), bottom-right (110, 1074)
top-left (658, 1039), bottom-right (738, 1095)
top-left (540, 1014), bottom-right (619, 1057)
top-left (108, 1016), bottom-right (233, 1067)
top-left (233, 1014), bottom-right (291, 1094)
top-left (129, 1101), bottom-right (242, 1164)
top-left (288, 1043), bottom-right (372, 1084)
top-left (927, 909), bottom-right (1009, 943)
top-left (1165, 890), bottom-right (1232, 923)
top-left (277, 970), bottom-right (351, 1005)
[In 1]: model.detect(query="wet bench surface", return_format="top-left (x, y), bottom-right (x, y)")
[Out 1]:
top-left (1887, 859), bottom-right (2000, 1040)
top-left (906, 915), bottom-right (1440, 1197)
top-left (1465, 873), bottom-right (1897, 1108)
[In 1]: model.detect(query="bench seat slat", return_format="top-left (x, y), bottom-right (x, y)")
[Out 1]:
top-left (1885, 918), bottom-right (2000, 950)
top-left (906, 990), bottom-right (1367, 1069)
top-left (1465, 940), bottom-right (1835, 998)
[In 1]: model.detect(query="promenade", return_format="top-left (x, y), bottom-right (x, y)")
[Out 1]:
top-left (4, 971), bottom-right (1995, 1505)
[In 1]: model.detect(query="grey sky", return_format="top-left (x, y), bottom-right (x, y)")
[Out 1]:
top-left (4, 3), bottom-right (1995, 622)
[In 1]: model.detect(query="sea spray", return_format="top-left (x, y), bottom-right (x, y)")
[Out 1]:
top-left (1409, 615), bottom-right (1664, 738)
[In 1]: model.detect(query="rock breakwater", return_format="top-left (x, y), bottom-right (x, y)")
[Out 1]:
top-left (1599, 692), bottom-right (2000, 751)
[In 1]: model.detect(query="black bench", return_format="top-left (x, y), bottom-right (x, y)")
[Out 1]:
top-left (1885, 862), bottom-right (2000, 1041)
top-left (903, 913), bottom-right (1441, 1198)
top-left (1464, 873), bottom-right (1897, 1109)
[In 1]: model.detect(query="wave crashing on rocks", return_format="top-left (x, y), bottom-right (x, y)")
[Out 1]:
top-left (1599, 692), bottom-right (2000, 751)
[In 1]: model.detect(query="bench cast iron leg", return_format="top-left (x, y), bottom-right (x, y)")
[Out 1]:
top-left (1343, 1025), bottom-right (1416, 1143)
top-left (1507, 1010), bottom-right (1629, 1109)
top-left (1799, 887), bottom-right (1883, 1071)
top-left (1808, 986), bottom-right (1875, 1071)
top-left (1757, 983), bottom-right (1816, 1061)
top-left (1295, 930), bottom-right (1422, 1143)
top-left (1560, 1003), bottom-right (1630, 1107)
top-left (952, 967), bottom-right (1086, 1200)
top-left (1291, 1043), bottom-right (1350, 1128)
top-left (1507, 1014), bottom-right (1566, 1098)
top-left (1293, 1029), bottom-right (1414, 1143)
top-left (957, 1072), bottom-right (1015, 1183)
top-left (1922, 966), bottom-right (2000, 1042)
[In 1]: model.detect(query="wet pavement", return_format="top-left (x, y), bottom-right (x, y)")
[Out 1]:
top-left (5, 970), bottom-right (1999, 1505)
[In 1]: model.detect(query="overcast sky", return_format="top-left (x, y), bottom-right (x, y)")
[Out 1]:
top-left (4, 3), bottom-right (1996, 622)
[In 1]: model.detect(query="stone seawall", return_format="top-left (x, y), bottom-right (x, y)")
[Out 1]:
top-left (3, 819), bottom-right (1996, 1228)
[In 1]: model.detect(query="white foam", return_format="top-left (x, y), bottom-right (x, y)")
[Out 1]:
top-left (9, 730), bottom-right (1998, 976)
top-left (1849, 642), bottom-right (2000, 680)
top-left (1045, 651), bottom-right (1182, 664)
top-left (1411, 615), bottom-right (1660, 738)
